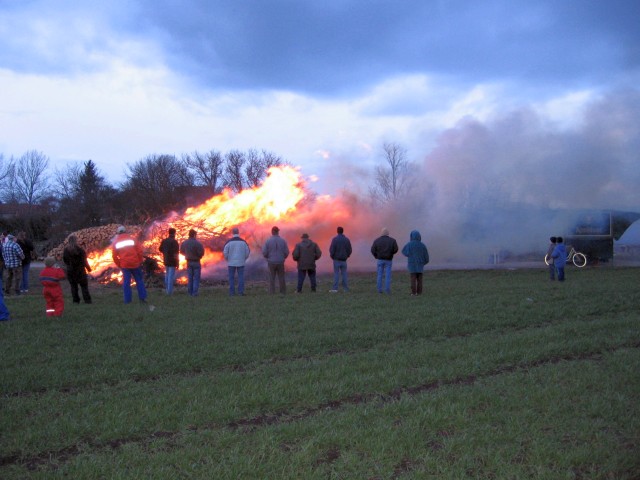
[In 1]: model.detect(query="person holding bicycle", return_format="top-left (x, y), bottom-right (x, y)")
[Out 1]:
top-left (551, 236), bottom-right (567, 282)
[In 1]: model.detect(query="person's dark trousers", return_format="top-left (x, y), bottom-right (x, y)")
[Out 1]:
top-left (297, 269), bottom-right (317, 292)
top-left (268, 263), bottom-right (286, 294)
top-left (5, 267), bottom-right (21, 295)
top-left (410, 273), bottom-right (423, 295)
top-left (556, 266), bottom-right (565, 282)
top-left (69, 275), bottom-right (92, 303)
top-left (548, 264), bottom-right (555, 280)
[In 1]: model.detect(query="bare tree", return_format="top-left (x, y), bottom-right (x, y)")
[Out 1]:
top-left (183, 150), bottom-right (224, 194)
top-left (52, 163), bottom-right (82, 199)
top-left (369, 142), bottom-right (414, 205)
top-left (223, 150), bottom-right (246, 193)
top-left (0, 154), bottom-right (14, 189)
top-left (4, 150), bottom-right (50, 206)
top-left (245, 149), bottom-right (285, 187)
top-left (122, 154), bottom-right (194, 221)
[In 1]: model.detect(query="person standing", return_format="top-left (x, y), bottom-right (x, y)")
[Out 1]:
top-left (551, 236), bottom-right (567, 282)
top-left (370, 228), bottom-right (399, 294)
top-left (546, 236), bottom-right (557, 281)
top-left (329, 226), bottom-right (352, 293)
top-left (111, 225), bottom-right (148, 304)
top-left (0, 232), bottom-right (6, 290)
top-left (2, 234), bottom-right (24, 296)
top-left (16, 231), bottom-right (34, 294)
top-left (293, 233), bottom-right (322, 293)
top-left (401, 230), bottom-right (430, 296)
top-left (0, 287), bottom-right (9, 321)
top-left (159, 227), bottom-right (180, 295)
top-left (180, 229), bottom-right (205, 296)
top-left (62, 235), bottom-right (93, 304)
top-left (39, 257), bottom-right (66, 316)
top-left (223, 227), bottom-right (251, 296)
top-left (262, 226), bottom-right (289, 294)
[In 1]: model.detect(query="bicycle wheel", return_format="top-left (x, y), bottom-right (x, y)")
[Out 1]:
top-left (572, 252), bottom-right (587, 268)
top-left (544, 254), bottom-right (552, 266)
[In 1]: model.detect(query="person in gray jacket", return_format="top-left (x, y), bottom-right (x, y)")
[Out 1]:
top-left (262, 226), bottom-right (289, 294)
top-left (180, 229), bottom-right (205, 296)
top-left (292, 233), bottom-right (322, 293)
top-left (223, 227), bottom-right (251, 296)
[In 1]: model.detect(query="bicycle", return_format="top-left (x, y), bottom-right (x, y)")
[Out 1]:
top-left (544, 246), bottom-right (587, 268)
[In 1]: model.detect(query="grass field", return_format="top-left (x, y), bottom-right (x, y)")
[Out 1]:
top-left (1, 265), bottom-right (639, 479)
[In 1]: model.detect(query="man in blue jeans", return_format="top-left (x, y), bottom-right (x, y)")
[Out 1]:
top-left (223, 227), bottom-right (250, 296)
top-left (329, 226), bottom-right (352, 292)
top-left (370, 228), bottom-right (398, 294)
top-left (180, 229), bottom-right (205, 296)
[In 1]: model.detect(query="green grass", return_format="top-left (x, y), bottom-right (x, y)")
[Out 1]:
top-left (1, 266), bottom-right (639, 478)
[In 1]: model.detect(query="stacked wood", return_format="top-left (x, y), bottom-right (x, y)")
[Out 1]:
top-left (47, 224), bottom-right (143, 259)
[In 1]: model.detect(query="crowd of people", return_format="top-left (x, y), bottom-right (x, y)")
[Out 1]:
top-left (0, 224), bottom-right (437, 321)
top-left (0, 223), bottom-right (577, 321)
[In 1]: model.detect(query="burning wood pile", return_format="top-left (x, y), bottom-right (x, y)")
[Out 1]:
top-left (45, 166), bottom-right (353, 284)
top-left (47, 224), bottom-right (142, 260)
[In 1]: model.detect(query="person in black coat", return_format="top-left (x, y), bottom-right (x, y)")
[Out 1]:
top-left (62, 235), bottom-right (92, 304)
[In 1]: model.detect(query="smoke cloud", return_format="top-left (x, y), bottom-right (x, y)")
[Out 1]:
top-left (328, 88), bottom-right (640, 267)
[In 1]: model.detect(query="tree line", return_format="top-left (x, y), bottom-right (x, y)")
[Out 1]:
top-left (0, 142), bottom-right (413, 251)
top-left (0, 149), bottom-right (286, 249)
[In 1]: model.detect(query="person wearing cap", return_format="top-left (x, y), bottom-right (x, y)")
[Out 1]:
top-left (159, 227), bottom-right (180, 295)
top-left (262, 226), bottom-right (289, 294)
top-left (292, 233), bottom-right (322, 293)
top-left (180, 229), bottom-right (205, 296)
top-left (2, 234), bottom-right (25, 296)
top-left (401, 230), bottom-right (430, 296)
top-left (329, 226), bottom-right (352, 293)
top-left (39, 257), bottom-right (66, 316)
top-left (370, 228), bottom-right (399, 294)
top-left (111, 225), bottom-right (148, 304)
top-left (223, 227), bottom-right (251, 296)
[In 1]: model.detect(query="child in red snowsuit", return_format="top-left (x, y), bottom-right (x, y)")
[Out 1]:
top-left (40, 257), bottom-right (66, 317)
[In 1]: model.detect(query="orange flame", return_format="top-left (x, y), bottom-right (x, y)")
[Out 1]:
top-left (88, 165), bottom-right (356, 282)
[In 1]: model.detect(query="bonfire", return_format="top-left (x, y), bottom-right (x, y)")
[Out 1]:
top-left (53, 166), bottom-right (356, 283)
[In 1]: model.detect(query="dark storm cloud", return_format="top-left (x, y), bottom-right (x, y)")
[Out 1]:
top-left (134, 0), bottom-right (640, 94)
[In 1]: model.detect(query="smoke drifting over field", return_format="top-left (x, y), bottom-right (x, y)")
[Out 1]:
top-left (334, 88), bottom-right (640, 266)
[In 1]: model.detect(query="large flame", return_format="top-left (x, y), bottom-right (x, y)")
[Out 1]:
top-left (87, 166), bottom-right (355, 281)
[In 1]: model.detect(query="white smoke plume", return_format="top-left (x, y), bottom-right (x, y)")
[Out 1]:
top-left (333, 88), bottom-right (640, 266)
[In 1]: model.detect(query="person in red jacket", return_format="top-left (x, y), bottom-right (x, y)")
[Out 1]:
top-left (111, 225), bottom-right (148, 304)
top-left (40, 257), bottom-right (66, 317)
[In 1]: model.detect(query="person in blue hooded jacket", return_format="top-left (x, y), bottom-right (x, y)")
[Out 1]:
top-left (551, 236), bottom-right (567, 282)
top-left (401, 230), bottom-right (430, 295)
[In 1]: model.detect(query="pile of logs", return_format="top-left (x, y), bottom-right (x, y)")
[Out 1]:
top-left (47, 224), bottom-right (143, 259)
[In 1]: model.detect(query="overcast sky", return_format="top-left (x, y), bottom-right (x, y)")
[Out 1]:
top-left (1, 0), bottom-right (639, 195)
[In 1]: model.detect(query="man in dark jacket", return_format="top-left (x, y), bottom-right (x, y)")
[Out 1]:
top-left (63, 235), bottom-right (93, 304)
top-left (17, 231), bottom-right (34, 293)
top-left (329, 226), bottom-right (352, 293)
top-left (180, 229), bottom-right (205, 296)
top-left (159, 228), bottom-right (180, 295)
top-left (292, 233), bottom-right (322, 293)
top-left (370, 228), bottom-right (399, 294)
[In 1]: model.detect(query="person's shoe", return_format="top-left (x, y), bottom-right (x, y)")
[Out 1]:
top-left (140, 299), bottom-right (147, 304)
top-left (329, 289), bottom-right (338, 293)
